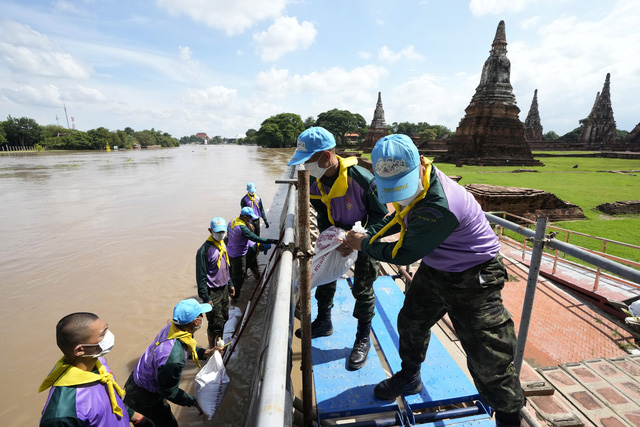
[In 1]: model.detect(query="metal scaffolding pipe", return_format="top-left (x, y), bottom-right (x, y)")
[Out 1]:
top-left (254, 182), bottom-right (297, 427)
top-left (297, 170), bottom-right (314, 426)
top-left (486, 213), bottom-right (640, 285)
top-left (514, 217), bottom-right (547, 375)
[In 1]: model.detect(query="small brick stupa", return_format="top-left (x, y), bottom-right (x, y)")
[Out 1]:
top-left (437, 21), bottom-right (542, 166)
top-left (524, 89), bottom-right (544, 142)
top-left (362, 92), bottom-right (389, 153)
top-left (579, 73), bottom-right (617, 150)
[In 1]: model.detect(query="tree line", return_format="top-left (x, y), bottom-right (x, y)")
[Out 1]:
top-left (0, 116), bottom-right (179, 150)
top-left (227, 108), bottom-right (456, 149)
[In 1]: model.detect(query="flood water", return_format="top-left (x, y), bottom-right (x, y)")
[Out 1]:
top-left (0, 145), bottom-right (294, 425)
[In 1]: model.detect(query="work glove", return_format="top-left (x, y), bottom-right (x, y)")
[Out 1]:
top-left (262, 243), bottom-right (271, 254)
top-left (133, 416), bottom-right (156, 427)
top-left (268, 238), bottom-right (277, 244)
top-left (264, 220), bottom-right (270, 229)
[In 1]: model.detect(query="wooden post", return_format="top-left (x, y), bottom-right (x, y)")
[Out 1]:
top-left (297, 169), bottom-right (314, 426)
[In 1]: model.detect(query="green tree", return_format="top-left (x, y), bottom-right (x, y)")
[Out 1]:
top-left (42, 124), bottom-right (71, 139)
top-left (87, 127), bottom-right (112, 150)
top-left (303, 116), bottom-right (316, 129)
top-left (419, 128), bottom-right (437, 142)
top-left (0, 122), bottom-right (7, 145)
top-left (543, 131), bottom-right (559, 140)
top-left (44, 130), bottom-right (93, 150)
top-left (315, 109), bottom-right (366, 146)
top-left (256, 113), bottom-right (305, 148)
top-left (4, 115), bottom-right (42, 146)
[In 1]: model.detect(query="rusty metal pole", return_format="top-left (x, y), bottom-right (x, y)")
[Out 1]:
top-left (297, 169), bottom-right (314, 426)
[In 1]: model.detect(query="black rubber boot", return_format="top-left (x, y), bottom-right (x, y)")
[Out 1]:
top-left (495, 411), bottom-right (522, 427)
top-left (295, 309), bottom-right (333, 339)
top-left (347, 322), bottom-right (371, 370)
top-left (374, 367), bottom-right (422, 401)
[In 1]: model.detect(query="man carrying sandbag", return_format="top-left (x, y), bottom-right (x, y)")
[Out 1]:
top-left (287, 126), bottom-right (388, 370)
top-left (124, 299), bottom-right (218, 427)
top-left (345, 135), bottom-right (525, 427)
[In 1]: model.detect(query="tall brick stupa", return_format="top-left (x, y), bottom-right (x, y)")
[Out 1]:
top-left (579, 73), bottom-right (617, 150)
top-left (362, 92), bottom-right (389, 152)
top-left (437, 21), bottom-right (542, 166)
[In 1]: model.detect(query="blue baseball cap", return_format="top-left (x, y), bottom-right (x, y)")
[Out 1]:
top-left (210, 217), bottom-right (226, 232)
top-left (173, 298), bottom-right (212, 325)
top-left (371, 134), bottom-right (421, 204)
top-left (287, 127), bottom-right (336, 166)
top-left (246, 182), bottom-right (256, 193)
top-left (240, 206), bottom-right (259, 220)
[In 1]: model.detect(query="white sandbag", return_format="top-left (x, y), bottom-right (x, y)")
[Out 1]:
top-left (310, 222), bottom-right (364, 289)
top-left (223, 306), bottom-right (241, 335)
top-left (629, 300), bottom-right (640, 317)
top-left (195, 350), bottom-right (230, 420)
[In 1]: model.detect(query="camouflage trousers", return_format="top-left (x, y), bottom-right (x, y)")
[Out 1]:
top-left (315, 250), bottom-right (379, 324)
top-left (229, 245), bottom-right (258, 296)
top-left (205, 285), bottom-right (230, 342)
top-left (398, 255), bottom-right (525, 413)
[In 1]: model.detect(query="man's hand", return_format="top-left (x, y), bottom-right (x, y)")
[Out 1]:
top-left (193, 400), bottom-right (204, 415)
top-left (264, 221), bottom-right (270, 229)
top-left (131, 412), bottom-right (156, 426)
top-left (345, 231), bottom-right (366, 251)
top-left (229, 286), bottom-right (236, 297)
top-left (336, 240), bottom-right (355, 257)
top-left (247, 223), bottom-right (255, 232)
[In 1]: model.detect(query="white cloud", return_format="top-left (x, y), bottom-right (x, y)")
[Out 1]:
top-left (469, 0), bottom-right (534, 16)
top-left (358, 51), bottom-right (372, 60)
top-left (390, 73), bottom-right (477, 130)
top-left (0, 84), bottom-right (63, 107)
top-left (253, 16), bottom-right (316, 61)
top-left (255, 65), bottom-right (388, 115)
top-left (155, 0), bottom-right (289, 36)
top-left (378, 45), bottom-right (425, 64)
top-left (508, 1), bottom-right (640, 133)
top-left (519, 15), bottom-right (540, 29)
top-left (73, 85), bottom-right (108, 102)
top-left (184, 85), bottom-right (238, 106)
top-left (0, 21), bottom-right (91, 79)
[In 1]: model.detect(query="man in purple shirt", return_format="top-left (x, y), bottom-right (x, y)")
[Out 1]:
top-left (346, 134), bottom-right (524, 427)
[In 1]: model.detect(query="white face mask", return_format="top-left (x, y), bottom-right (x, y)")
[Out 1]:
top-left (213, 231), bottom-right (226, 241)
top-left (303, 159), bottom-right (330, 178)
top-left (80, 330), bottom-right (115, 358)
top-left (395, 181), bottom-right (424, 207)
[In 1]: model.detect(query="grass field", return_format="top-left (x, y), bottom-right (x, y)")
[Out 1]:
top-left (362, 152), bottom-right (640, 263)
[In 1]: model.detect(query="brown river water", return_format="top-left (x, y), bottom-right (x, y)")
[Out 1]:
top-left (0, 145), bottom-right (294, 425)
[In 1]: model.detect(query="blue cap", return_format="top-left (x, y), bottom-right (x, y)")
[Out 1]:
top-left (371, 134), bottom-right (420, 204)
top-left (246, 182), bottom-right (256, 193)
top-left (287, 127), bottom-right (336, 166)
top-left (173, 298), bottom-right (212, 325)
top-left (240, 206), bottom-right (259, 220)
top-left (210, 217), bottom-right (226, 232)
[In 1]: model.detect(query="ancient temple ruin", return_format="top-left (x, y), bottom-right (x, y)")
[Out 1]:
top-left (524, 89), bottom-right (544, 142)
top-left (437, 21), bottom-right (542, 166)
top-left (622, 122), bottom-right (640, 151)
top-left (361, 92), bottom-right (389, 152)
top-left (579, 73), bottom-right (617, 150)
top-left (465, 184), bottom-right (585, 222)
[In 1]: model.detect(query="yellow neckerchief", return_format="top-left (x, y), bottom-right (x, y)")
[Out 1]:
top-left (39, 357), bottom-right (126, 417)
top-left (206, 235), bottom-right (230, 268)
top-left (369, 157), bottom-right (433, 258)
top-left (166, 322), bottom-right (201, 368)
top-left (310, 156), bottom-right (359, 225)
top-left (246, 192), bottom-right (257, 209)
top-left (230, 217), bottom-right (247, 229)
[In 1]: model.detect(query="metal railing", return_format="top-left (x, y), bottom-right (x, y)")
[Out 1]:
top-left (491, 212), bottom-right (640, 294)
top-left (249, 167), bottom-right (298, 427)
top-left (485, 213), bottom-right (640, 376)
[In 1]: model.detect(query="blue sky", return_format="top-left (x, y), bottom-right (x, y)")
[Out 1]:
top-left (1, 0), bottom-right (638, 139)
